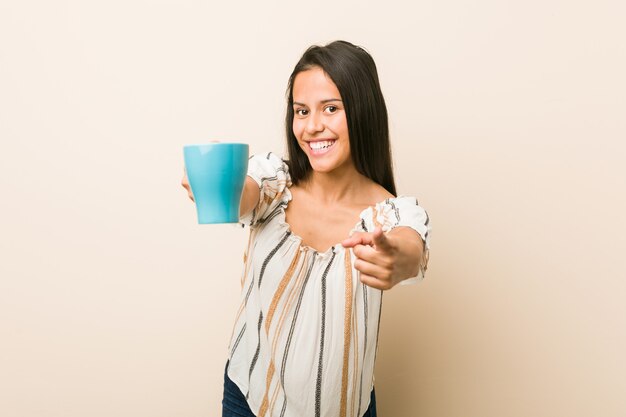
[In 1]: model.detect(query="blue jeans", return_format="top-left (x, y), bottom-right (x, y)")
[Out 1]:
top-left (222, 362), bottom-right (378, 417)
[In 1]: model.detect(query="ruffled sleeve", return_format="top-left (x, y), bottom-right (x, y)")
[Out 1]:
top-left (359, 196), bottom-right (431, 285)
top-left (239, 152), bottom-right (292, 228)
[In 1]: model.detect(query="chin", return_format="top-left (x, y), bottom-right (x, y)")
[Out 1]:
top-left (309, 163), bottom-right (333, 173)
top-left (307, 156), bottom-right (350, 174)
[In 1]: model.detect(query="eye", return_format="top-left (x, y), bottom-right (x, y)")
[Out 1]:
top-left (295, 108), bottom-right (309, 117)
top-left (324, 105), bottom-right (338, 114)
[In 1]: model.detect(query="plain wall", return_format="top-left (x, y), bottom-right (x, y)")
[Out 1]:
top-left (1, 1), bottom-right (625, 416)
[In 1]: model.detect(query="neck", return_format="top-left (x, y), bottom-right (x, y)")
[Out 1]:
top-left (300, 163), bottom-right (369, 204)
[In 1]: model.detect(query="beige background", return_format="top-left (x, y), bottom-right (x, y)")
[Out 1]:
top-left (1, 0), bottom-right (625, 416)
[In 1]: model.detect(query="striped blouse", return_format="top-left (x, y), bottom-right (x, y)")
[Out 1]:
top-left (226, 152), bottom-right (431, 417)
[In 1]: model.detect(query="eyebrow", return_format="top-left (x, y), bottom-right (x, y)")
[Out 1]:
top-left (293, 98), bottom-right (342, 106)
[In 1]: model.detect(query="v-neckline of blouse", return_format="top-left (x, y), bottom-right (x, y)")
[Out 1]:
top-left (277, 188), bottom-right (403, 259)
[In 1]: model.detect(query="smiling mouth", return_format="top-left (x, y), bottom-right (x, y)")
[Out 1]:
top-left (307, 139), bottom-right (337, 155)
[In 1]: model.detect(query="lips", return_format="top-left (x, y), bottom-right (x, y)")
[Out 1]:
top-left (306, 139), bottom-right (337, 155)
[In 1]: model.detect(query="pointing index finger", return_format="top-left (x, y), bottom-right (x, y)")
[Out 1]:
top-left (372, 227), bottom-right (392, 251)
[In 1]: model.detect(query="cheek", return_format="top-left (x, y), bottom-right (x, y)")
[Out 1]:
top-left (332, 115), bottom-right (349, 137)
top-left (292, 120), bottom-right (303, 139)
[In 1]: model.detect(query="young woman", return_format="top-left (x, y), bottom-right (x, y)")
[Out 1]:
top-left (182, 40), bottom-right (430, 417)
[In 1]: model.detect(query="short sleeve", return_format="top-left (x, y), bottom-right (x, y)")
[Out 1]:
top-left (359, 196), bottom-right (431, 285)
top-left (239, 152), bottom-right (292, 228)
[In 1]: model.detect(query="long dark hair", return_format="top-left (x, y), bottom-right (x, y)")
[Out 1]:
top-left (284, 40), bottom-right (397, 196)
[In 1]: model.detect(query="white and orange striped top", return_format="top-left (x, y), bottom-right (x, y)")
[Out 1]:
top-left (227, 152), bottom-right (431, 417)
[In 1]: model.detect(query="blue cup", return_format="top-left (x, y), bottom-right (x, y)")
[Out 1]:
top-left (183, 143), bottom-right (249, 224)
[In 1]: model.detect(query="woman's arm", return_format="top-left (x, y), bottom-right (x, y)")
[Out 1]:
top-left (239, 176), bottom-right (261, 218)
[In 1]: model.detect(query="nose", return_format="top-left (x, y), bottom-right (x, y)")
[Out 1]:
top-left (305, 111), bottom-right (324, 135)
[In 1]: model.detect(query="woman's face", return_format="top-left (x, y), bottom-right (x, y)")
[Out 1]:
top-left (292, 67), bottom-right (352, 174)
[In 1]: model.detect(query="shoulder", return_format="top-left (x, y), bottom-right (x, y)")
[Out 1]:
top-left (365, 181), bottom-right (395, 205)
top-left (247, 152), bottom-right (291, 183)
top-left (358, 193), bottom-right (428, 235)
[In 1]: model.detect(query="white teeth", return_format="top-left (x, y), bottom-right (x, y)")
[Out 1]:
top-left (310, 140), bottom-right (335, 150)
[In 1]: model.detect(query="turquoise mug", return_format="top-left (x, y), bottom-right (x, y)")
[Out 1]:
top-left (183, 143), bottom-right (249, 224)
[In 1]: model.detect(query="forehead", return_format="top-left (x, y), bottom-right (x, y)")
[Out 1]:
top-left (292, 67), bottom-right (341, 102)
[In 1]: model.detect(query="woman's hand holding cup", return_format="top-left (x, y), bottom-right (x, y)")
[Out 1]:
top-left (181, 168), bottom-right (195, 202)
